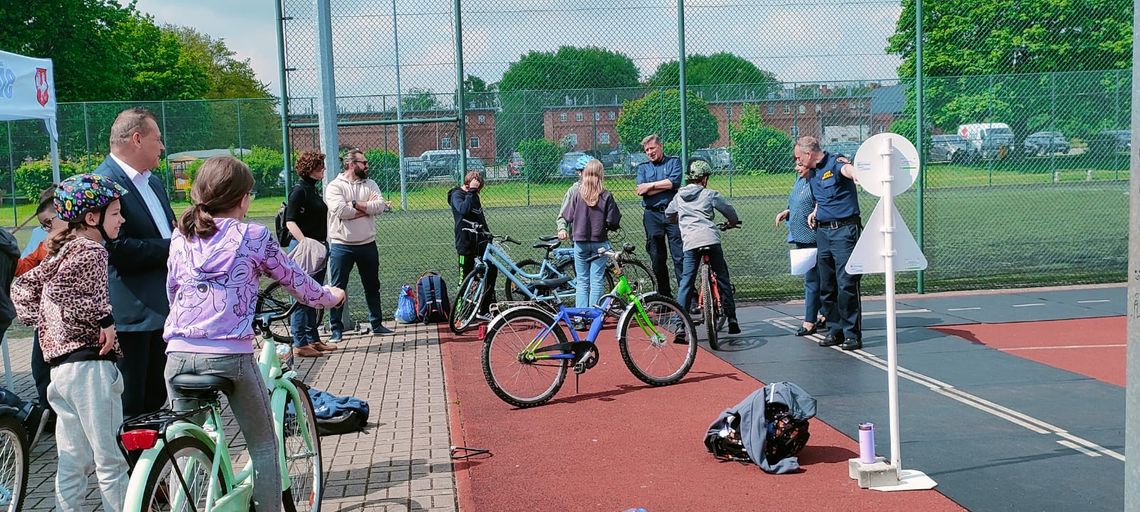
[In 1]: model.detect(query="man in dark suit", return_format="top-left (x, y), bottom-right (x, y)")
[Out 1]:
top-left (95, 107), bottom-right (176, 418)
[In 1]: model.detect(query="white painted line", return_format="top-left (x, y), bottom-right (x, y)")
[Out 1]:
top-left (1058, 440), bottom-right (1102, 457)
top-left (1002, 344), bottom-right (1126, 351)
top-left (764, 318), bottom-right (1127, 462)
top-left (946, 307), bottom-right (981, 311)
top-left (863, 308), bottom-right (931, 317)
top-left (1077, 299), bottom-right (1111, 304)
top-left (1012, 303), bottom-right (1047, 308)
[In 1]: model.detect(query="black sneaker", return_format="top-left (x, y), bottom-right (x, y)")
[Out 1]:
top-left (371, 324), bottom-right (396, 336)
top-left (839, 338), bottom-right (863, 351)
top-left (818, 332), bottom-right (843, 347)
top-left (728, 321), bottom-right (741, 335)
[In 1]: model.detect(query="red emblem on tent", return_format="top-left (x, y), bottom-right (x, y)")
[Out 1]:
top-left (34, 68), bottom-right (49, 107)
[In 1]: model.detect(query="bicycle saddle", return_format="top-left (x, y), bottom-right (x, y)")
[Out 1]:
top-left (532, 238), bottom-right (561, 251)
top-left (528, 276), bottom-right (573, 290)
top-left (170, 374), bottom-right (235, 398)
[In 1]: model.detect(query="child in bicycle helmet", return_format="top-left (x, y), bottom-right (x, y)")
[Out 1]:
top-left (11, 173), bottom-right (130, 511)
top-left (162, 156), bottom-right (345, 512)
top-left (666, 159), bottom-right (742, 335)
top-left (559, 158), bottom-right (622, 310)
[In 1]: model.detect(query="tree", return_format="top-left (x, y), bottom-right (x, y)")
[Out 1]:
top-left (886, 0), bottom-right (1132, 138)
top-left (458, 74), bottom-right (498, 109)
top-left (170, 26), bottom-right (271, 99)
top-left (116, 14), bottom-right (211, 100)
top-left (401, 88), bottom-right (441, 112)
top-left (615, 89), bottom-right (719, 152)
top-left (516, 138), bottom-right (562, 183)
top-left (728, 105), bottom-right (792, 173)
top-left (497, 46), bottom-right (641, 159)
top-left (647, 52), bottom-right (780, 101)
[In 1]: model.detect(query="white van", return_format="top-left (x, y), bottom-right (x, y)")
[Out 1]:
top-left (957, 123), bottom-right (1016, 160)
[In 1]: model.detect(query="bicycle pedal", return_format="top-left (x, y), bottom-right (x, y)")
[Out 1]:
top-left (573, 362), bottom-right (587, 374)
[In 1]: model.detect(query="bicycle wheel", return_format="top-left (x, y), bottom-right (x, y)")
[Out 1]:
top-left (617, 258), bottom-right (656, 296)
top-left (255, 282), bottom-right (295, 343)
top-left (503, 259), bottom-right (542, 302)
top-left (282, 379), bottom-right (323, 512)
top-left (700, 264), bottom-right (719, 350)
top-left (139, 436), bottom-right (227, 511)
top-left (617, 294), bottom-right (697, 386)
top-left (482, 307), bottom-right (569, 407)
top-left (450, 269), bottom-right (486, 334)
top-left (0, 415), bottom-right (27, 512)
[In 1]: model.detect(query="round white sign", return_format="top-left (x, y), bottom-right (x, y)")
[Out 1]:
top-left (852, 133), bottom-right (920, 197)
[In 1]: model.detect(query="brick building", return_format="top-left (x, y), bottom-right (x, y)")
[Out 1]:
top-left (288, 108), bottom-right (497, 162)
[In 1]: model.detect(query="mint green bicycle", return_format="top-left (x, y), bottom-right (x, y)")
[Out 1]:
top-left (117, 319), bottom-right (323, 512)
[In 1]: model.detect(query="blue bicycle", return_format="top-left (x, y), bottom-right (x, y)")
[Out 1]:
top-left (504, 233), bottom-right (657, 303)
top-left (481, 246), bottom-right (697, 407)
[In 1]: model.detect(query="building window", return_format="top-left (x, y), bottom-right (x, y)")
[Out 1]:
top-left (815, 104), bottom-right (822, 113)
top-left (726, 105), bottom-right (734, 119)
top-left (594, 112), bottom-right (601, 121)
top-left (798, 105), bottom-right (806, 114)
top-left (441, 137), bottom-right (452, 149)
top-left (564, 133), bottom-right (578, 146)
top-left (608, 111), bottom-right (616, 120)
top-left (559, 113), bottom-right (568, 123)
top-left (858, 101), bottom-right (865, 109)
top-left (470, 137), bottom-right (480, 148)
top-left (576, 112), bottom-right (583, 122)
top-left (477, 115), bottom-right (486, 125)
top-left (783, 105), bottom-right (791, 114)
top-left (599, 132), bottom-right (610, 144)
top-left (767, 105), bottom-right (776, 114)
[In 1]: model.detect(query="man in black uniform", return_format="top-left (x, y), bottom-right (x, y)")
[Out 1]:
top-left (635, 134), bottom-right (684, 297)
top-left (795, 136), bottom-right (863, 351)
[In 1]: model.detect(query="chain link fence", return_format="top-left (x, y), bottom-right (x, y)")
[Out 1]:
top-left (0, 0), bottom-right (1129, 326)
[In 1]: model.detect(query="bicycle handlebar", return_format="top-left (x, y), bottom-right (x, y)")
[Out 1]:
top-left (717, 221), bottom-right (742, 231)
top-left (459, 227), bottom-right (520, 245)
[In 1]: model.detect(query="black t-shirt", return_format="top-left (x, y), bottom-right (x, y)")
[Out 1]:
top-left (285, 178), bottom-right (328, 242)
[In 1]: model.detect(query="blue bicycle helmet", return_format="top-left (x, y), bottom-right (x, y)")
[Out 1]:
top-left (574, 154), bottom-right (594, 172)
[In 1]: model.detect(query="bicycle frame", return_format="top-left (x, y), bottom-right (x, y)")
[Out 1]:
top-left (479, 240), bottom-right (572, 302)
top-left (120, 338), bottom-right (316, 512)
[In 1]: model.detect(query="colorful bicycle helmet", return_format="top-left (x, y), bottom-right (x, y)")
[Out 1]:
top-left (687, 159), bottom-right (713, 181)
top-left (54, 173), bottom-right (128, 222)
top-left (574, 154), bottom-right (594, 171)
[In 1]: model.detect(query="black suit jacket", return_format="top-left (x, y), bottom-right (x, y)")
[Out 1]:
top-left (95, 156), bottom-right (177, 332)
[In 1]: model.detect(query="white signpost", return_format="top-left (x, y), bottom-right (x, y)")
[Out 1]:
top-left (846, 133), bottom-right (936, 491)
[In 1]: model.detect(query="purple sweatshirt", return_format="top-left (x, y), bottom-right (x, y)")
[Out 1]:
top-left (164, 218), bottom-right (339, 354)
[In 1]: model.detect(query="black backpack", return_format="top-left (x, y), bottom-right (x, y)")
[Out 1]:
top-left (415, 271), bottom-right (450, 324)
top-left (274, 201), bottom-right (293, 246)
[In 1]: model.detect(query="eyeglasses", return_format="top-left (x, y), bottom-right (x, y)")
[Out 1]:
top-left (248, 190), bottom-right (257, 199)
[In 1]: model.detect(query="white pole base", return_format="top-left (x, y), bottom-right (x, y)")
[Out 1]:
top-left (849, 458), bottom-right (937, 491)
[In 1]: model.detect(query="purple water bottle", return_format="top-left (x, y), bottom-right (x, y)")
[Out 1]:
top-left (858, 422), bottom-right (875, 463)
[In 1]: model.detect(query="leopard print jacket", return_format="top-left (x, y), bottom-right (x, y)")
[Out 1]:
top-left (12, 236), bottom-right (121, 362)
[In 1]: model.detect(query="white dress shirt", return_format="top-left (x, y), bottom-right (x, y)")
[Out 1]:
top-left (110, 153), bottom-right (172, 239)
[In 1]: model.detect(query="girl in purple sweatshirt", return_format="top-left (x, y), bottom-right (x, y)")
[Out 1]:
top-left (163, 156), bottom-right (345, 511)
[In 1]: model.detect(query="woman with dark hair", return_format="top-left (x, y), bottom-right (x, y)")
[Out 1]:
top-left (285, 151), bottom-right (333, 357)
top-left (164, 156), bottom-right (345, 511)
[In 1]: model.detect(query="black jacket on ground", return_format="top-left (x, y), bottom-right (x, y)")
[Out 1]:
top-left (448, 186), bottom-right (489, 256)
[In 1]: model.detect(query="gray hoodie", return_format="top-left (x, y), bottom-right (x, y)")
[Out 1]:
top-left (665, 184), bottom-right (740, 251)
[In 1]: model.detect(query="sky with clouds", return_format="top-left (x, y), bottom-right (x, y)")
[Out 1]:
top-left (124, 0), bottom-right (904, 100)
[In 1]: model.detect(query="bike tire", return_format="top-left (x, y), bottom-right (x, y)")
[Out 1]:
top-left (450, 270), bottom-right (486, 334)
top-left (138, 435), bottom-right (227, 512)
top-left (255, 282), bottom-right (296, 344)
top-left (282, 379), bottom-right (323, 512)
top-left (617, 258), bottom-right (656, 297)
top-left (482, 307), bottom-right (569, 407)
top-left (617, 294), bottom-right (697, 386)
top-left (700, 264), bottom-right (719, 350)
top-left (503, 259), bottom-right (543, 302)
top-left (0, 414), bottom-right (27, 512)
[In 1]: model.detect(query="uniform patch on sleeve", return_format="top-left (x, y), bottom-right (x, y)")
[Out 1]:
top-left (822, 170), bottom-right (833, 180)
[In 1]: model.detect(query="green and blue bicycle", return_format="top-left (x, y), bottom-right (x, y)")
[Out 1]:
top-left (117, 318), bottom-right (323, 512)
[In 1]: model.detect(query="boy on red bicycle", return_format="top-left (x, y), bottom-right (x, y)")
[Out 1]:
top-left (666, 159), bottom-right (742, 335)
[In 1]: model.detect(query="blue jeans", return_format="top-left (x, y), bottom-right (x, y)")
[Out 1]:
top-left (328, 243), bottom-right (384, 335)
top-left (573, 240), bottom-right (611, 308)
top-left (676, 244), bottom-right (737, 321)
top-left (290, 266), bottom-right (326, 348)
top-left (794, 242), bottom-right (825, 324)
top-left (816, 223), bottom-right (862, 340)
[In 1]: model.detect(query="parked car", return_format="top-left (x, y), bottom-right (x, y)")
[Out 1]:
top-left (627, 152), bottom-right (650, 173)
top-left (601, 150), bottom-right (627, 168)
top-left (1087, 130), bottom-right (1131, 155)
top-left (508, 152), bottom-right (524, 176)
top-left (691, 148), bottom-right (733, 170)
top-left (420, 149), bottom-right (468, 177)
top-left (403, 157), bottom-right (427, 181)
top-left (929, 134), bottom-right (976, 163)
top-left (958, 123), bottom-right (1016, 160)
top-left (1021, 131), bottom-right (1070, 156)
top-left (824, 141), bottom-right (862, 159)
top-left (559, 152), bottom-right (588, 176)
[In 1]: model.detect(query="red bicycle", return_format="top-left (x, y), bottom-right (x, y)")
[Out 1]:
top-left (695, 221), bottom-right (740, 350)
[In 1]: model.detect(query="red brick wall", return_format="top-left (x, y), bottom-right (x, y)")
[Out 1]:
top-left (289, 109), bottom-right (497, 162)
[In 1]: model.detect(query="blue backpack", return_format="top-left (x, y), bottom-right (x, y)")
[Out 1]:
top-left (415, 271), bottom-right (450, 324)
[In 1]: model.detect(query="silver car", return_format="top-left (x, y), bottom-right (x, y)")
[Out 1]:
top-left (929, 134), bottom-right (977, 163)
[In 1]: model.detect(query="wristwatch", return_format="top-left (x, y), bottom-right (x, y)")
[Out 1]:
top-left (351, 200), bottom-right (358, 209)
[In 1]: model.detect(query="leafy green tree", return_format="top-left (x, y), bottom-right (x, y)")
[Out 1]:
top-left (170, 26), bottom-right (271, 99)
top-left (401, 88), bottom-right (441, 112)
top-left (497, 46), bottom-right (641, 160)
top-left (728, 105), bottom-right (792, 173)
top-left (615, 89), bottom-right (719, 152)
top-left (647, 52), bottom-right (780, 101)
top-left (117, 14), bottom-right (210, 100)
top-left (458, 74), bottom-right (498, 109)
top-left (365, 149), bottom-right (400, 192)
top-left (243, 146), bottom-right (285, 196)
top-left (516, 139), bottom-right (562, 183)
top-left (887, 0), bottom-right (1132, 138)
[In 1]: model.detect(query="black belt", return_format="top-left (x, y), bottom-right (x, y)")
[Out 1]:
top-left (817, 216), bottom-right (861, 229)
top-left (643, 205), bottom-right (668, 213)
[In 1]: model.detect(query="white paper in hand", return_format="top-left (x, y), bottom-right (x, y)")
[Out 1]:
top-left (790, 248), bottom-right (817, 275)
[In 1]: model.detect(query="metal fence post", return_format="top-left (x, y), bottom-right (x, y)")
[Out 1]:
top-left (82, 102), bottom-right (91, 156)
top-left (915, 0), bottom-right (925, 293)
top-left (677, 0), bottom-right (687, 164)
top-left (236, 99), bottom-right (245, 161)
top-left (7, 121), bottom-right (15, 226)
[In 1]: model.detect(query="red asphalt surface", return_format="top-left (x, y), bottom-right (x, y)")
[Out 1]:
top-left (440, 326), bottom-right (962, 512)
top-left (932, 316), bottom-right (1126, 387)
